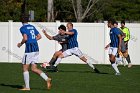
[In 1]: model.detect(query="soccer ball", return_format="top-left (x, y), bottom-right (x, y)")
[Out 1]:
top-left (40, 62), bottom-right (50, 68)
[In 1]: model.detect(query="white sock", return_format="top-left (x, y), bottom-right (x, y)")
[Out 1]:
top-left (111, 63), bottom-right (120, 73)
top-left (86, 59), bottom-right (95, 69)
top-left (40, 72), bottom-right (49, 81)
top-left (115, 57), bottom-right (122, 64)
top-left (23, 71), bottom-right (30, 88)
top-left (54, 57), bottom-right (62, 67)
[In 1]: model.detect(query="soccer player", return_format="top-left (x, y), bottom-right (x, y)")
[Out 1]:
top-left (52, 22), bottom-right (100, 73)
top-left (105, 19), bottom-right (122, 75)
top-left (41, 25), bottom-right (68, 71)
top-left (114, 22), bottom-right (126, 66)
top-left (120, 20), bottom-right (132, 68)
top-left (17, 16), bottom-right (51, 90)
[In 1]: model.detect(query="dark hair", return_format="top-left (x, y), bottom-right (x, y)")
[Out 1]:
top-left (21, 14), bottom-right (29, 23)
top-left (114, 21), bottom-right (118, 25)
top-left (108, 18), bottom-right (116, 25)
top-left (58, 25), bottom-right (66, 31)
top-left (121, 20), bottom-right (125, 25)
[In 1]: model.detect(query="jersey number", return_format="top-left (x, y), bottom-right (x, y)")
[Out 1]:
top-left (30, 30), bottom-right (36, 39)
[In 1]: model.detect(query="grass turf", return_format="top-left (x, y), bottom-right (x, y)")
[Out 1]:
top-left (0, 63), bottom-right (140, 93)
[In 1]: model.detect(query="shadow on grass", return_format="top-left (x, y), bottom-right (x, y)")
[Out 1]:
top-left (60, 70), bottom-right (109, 74)
top-left (44, 69), bottom-right (109, 75)
top-left (0, 83), bottom-right (22, 89)
top-left (0, 83), bottom-right (47, 90)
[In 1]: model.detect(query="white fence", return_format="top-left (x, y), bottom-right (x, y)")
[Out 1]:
top-left (0, 20), bottom-right (140, 65)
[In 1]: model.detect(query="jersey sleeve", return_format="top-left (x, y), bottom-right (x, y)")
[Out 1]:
top-left (33, 26), bottom-right (39, 36)
top-left (70, 29), bottom-right (76, 33)
top-left (20, 27), bottom-right (26, 35)
top-left (114, 28), bottom-right (121, 36)
top-left (52, 34), bottom-right (60, 41)
top-left (53, 34), bottom-right (68, 42)
top-left (118, 29), bottom-right (124, 36)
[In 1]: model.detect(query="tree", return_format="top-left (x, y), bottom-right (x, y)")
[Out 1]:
top-left (47, 0), bottom-right (54, 22)
top-left (71, 0), bottom-right (99, 22)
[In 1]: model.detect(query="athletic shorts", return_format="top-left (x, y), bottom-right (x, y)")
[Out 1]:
top-left (121, 40), bottom-right (126, 52)
top-left (22, 52), bottom-right (39, 64)
top-left (62, 47), bottom-right (84, 58)
top-left (124, 41), bottom-right (128, 50)
top-left (108, 47), bottom-right (118, 56)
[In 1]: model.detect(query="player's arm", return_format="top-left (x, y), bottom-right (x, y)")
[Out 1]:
top-left (105, 43), bottom-right (110, 50)
top-left (65, 31), bottom-right (74, 35)
top-left (17, 34), bottom-right (27, 48)
top-left (36, 34), bottom-right (42, 40)
top-left (42, 29), bottom-right (53, 40)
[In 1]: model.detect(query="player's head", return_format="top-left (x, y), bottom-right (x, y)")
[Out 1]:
top-left (121, 20), bottom-right (125, 27)
top-left (66, 22), bottom-right (73, 30)
top-left (58, 25), bottom-right (66, 35)
top-left (114, 21), bottom-right (118, 28)
top-left (21, 15), bottom-right (29, 24)
top-left (107, 18), bottom-right (116, 28)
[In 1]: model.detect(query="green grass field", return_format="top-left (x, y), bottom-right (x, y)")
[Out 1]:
top-left (0, 63), bottom-right (140, 93)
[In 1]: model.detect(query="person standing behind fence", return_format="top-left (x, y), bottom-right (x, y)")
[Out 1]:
top-left (17, 16), bottom-right (51, 91)
top-left (120, 20), bottom-right (132, 68)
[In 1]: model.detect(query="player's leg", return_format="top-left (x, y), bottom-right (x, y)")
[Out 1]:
top-left (19, 64), bottom-right (30, 90)
top-left (109, 48), bottom-right (120, 75)
top-left (31, 63), bottom-right (51, 90)
top-left (40, 51), bottom-right (62, 69)
top-left (31, 52), bottom-right (51, 89)
top-left (124, 43), bottom-right (132, 68)
top-left (49, 51), bottom-right (62, 65)
top-left (80, 56), bottom-right (100, 73)
top-left (124, 50), bottom-right (132, 68)
top-left (19, 54), bottom-right (30, 90)
top-left (53, 49), bottom-right (72, 67)
top-left (115, 52), bottom-right (123, 66)
top-left (72, 47), bottom-right (100, 73)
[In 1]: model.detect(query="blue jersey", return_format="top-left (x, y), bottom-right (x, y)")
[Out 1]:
top-left (68, 29), bottom-right (78, 49)
top-left (20, 24), bottom-right (39, 53)
top-left (110, 27), bottom-right (121, 48)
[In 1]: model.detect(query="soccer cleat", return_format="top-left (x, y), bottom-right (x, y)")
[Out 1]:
top-left (46, 78), bottom-right (52, 90)
top-left (19, 88), bottom-right (30, 91)
top-left (128, 63), bottom-right (132, 68)
top-left (40, 62), bottom-right (50, 68)
top-left (115, 72), bottom-right (121, 76)
top-left (50, 66), bottom-right (59, 72)
top-left (94, 68), bottom-right (100, 73)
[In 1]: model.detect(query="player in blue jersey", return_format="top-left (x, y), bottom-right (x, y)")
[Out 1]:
top-left (52, 22), bottom-right (100, 73)
top-left (105, 19), bottom-right (122, 75)
top-left (17, 16), bottom-right (51, 90)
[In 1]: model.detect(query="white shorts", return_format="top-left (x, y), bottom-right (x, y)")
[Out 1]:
top-left (63, 47), bottom-right (84, 58)
top-left (108, 47), bottom-right (118, 56)
top-left (22, 52), bottom-right (39, 64)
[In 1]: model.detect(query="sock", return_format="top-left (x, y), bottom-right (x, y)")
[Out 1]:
top-left (54, 57), bottom-right (62, 67)
top-left (111, 63), bottom-right (120, 73)
top-left (86, 59), bottom-right (95, 69)
top-left (40, 72), bottom-right (49, 81)
top-left (23, 71), bottom-right (30, 88)
top-left (126, 54), bottom-right (131, 64)
top-left (49, 57), bottom-right (57, 65)
top-left (115, 57), bottom-right (122, 64)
